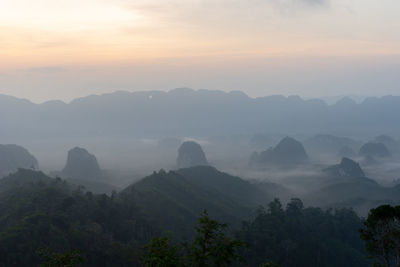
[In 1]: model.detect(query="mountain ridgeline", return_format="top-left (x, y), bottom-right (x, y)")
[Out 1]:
top-left (2, 89), bottom-right (400, 138)
top-left (2, 90), bottom-right (400, 266)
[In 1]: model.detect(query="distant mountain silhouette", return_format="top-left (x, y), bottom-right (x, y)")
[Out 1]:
top-left (2, 90), bottom-right (400, 138)
top-left (0, 144), bottom-right (38, 177)
top-left (304, 134), bottom-right (361, 156)
top-left (359, 142), bottom-right (391, 158)
top-left (250, 137), bottom-right (308, 167)
top-left (324, 157), bottom-right (365, 178)
top-left (176, 141), bottom-right (208, 169)
top-left (62, 147), bottom-right (101, 179)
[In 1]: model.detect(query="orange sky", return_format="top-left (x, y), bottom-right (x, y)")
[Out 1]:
top-left (1, 0), bottom-right (400, 101)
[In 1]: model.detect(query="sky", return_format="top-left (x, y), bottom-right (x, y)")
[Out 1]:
top-left (0, 0), bottom-right (400, 103)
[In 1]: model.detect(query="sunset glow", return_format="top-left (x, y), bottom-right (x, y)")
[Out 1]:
top-left (1, 0), bottom-right (400, 101)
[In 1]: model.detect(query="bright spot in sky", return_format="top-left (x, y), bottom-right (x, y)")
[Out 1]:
top-left (0, 0), bottom-right (141, 31)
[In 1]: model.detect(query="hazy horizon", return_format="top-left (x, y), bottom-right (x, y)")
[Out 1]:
top-left (0, 87), bottom-right (392, 105)
top-left (1, 0), bottom-right (400, 102)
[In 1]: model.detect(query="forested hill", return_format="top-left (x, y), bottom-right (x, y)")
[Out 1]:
top-left (0, 169), bottom-right (154, 266)
top-left (0, 168), bottom-right (371, 266)
top-left (1, 89), bottom-right (400, 138)
top-left (120, 166), bottom-right (271, 239)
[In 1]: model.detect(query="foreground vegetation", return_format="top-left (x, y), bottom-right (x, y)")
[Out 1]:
top-left (0, 169), bottom-right (397, 266)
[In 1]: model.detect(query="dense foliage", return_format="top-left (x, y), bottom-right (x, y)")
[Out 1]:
top-left (142, 211), bottom-right (245, 267)
top-left (120, 167), bottom-right (269, 240)
top-left (0, 169), bottom-right (377, 266)
top-left (37, 248), bottom-right (84, 267)
top-left (237, 198), bottom-right (370, 267)
top-left (360, 204), bottom-right (400, 267)
top-left (0, 169), bottom-right (154, 266)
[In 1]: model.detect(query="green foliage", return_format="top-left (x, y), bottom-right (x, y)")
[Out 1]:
top-left (121, 166), bottom-right (266, 240)
top-left (360, 204), bottom-right (400, 267)
top-left (0, 169), bottom-right (153, 266)
top-left (237, 198), bottom-right (369, 267)
top-left (0, 169), bottom-right (375, 267)
top-left (142, 211), bottom-right (245, 267)
top-left (187, 210), bottom-right (245, 267)
top-left (37, 248), bottom-right (84, 267)
top-left (142, 237), bottom-right (182, 267)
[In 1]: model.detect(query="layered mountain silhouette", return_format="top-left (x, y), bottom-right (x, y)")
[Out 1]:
top-left (176, 141), bottom-right (208, 169)
top-left (250, 137), bottom-right (308, 167)
top-left (0, 144), bottom-right (38, 177)
top-left (2, 90), bottom-right (400, 138)
top-left (324, 157), bottom-right (365, 178)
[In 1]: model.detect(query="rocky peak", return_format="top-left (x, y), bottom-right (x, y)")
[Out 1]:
top-left (176, 141), bottom-right (208, 169)
top-left (324, 157), bottom-right (365, 177)
top-left (62, 147), bottom-right (101, 179)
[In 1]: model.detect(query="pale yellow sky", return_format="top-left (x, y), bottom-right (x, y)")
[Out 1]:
top-left (0, 0), bottom-right (400, 101)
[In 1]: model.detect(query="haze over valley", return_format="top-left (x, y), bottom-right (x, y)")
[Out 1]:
top-left (2, 0), bottom-right (400, 266)
top-left (2, 89), bottom-right (400, 214)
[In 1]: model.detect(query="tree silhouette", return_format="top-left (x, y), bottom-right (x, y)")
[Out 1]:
top-left (360, 204), bottom-right (400, 267)
top-left (142, 210), bottom-right (245, 267)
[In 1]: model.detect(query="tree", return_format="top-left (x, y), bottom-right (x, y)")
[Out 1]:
top-left (37, 248), bottom-right (84, 267)
top-left (268, 198), bottom-right (284, 215)
top-left (142, 237), bottom-right (182, 267)
top-left (142, 211), bottom-right (245, 267)
top-left (237, 199), bottom-right (367, 267)
top-left (187, 210), bottom-right (245, 267)
top-left (360, 204), bottom-right (400, 267)
top-left (286, 198), bottom-right (303, 215)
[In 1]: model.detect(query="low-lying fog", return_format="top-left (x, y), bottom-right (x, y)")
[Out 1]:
top-left (4, 133), bottom-right (400, 191)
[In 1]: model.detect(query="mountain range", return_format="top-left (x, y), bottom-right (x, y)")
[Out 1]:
top-left (2, 89), bottom-right (400, 139)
